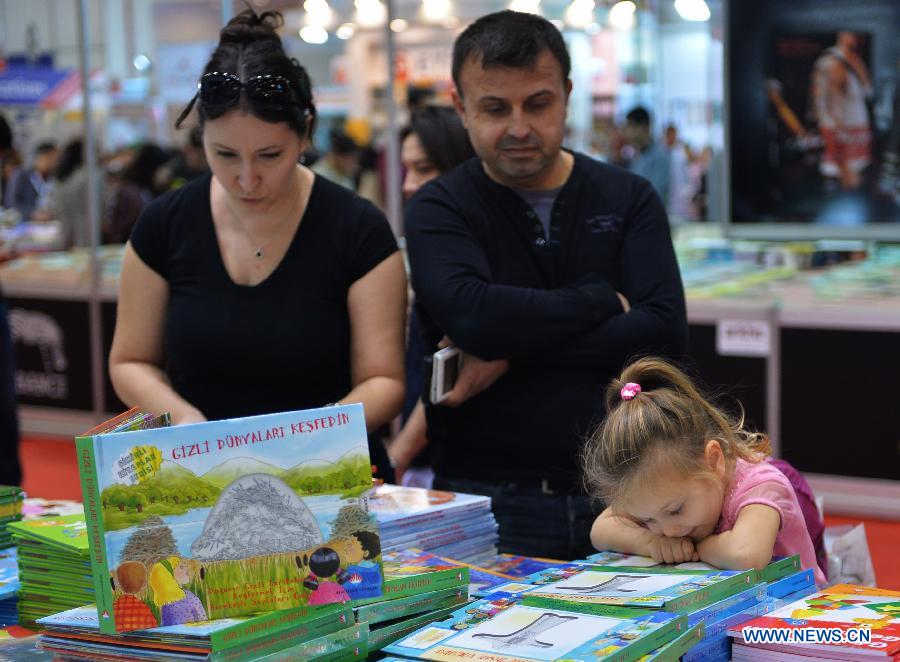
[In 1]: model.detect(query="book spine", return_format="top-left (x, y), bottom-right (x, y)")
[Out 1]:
top-left (355, 586), bottom-right (468, 625)
top-left (210, 606), bottom-right (354, 661)
top-left (376, 567), bottom-right (469, 603)
top-left (758, 555), bottom-right (801, 583)
top-left (208, 603), bottom-right (345, 650)
top-left (74, 433), bottom-right (115, 635)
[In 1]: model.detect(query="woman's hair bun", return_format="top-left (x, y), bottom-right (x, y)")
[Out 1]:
top-left (219, 9), bottom-right (284, 47)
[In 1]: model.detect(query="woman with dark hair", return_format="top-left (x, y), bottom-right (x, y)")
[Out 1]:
top-left (103, 143), bottom-right (170, 244)
top-left (388, 105), bottom-right (475, 486)
top-left (51, 139), bottom-right (94, 248)
top-left (109, 10), bottom-right (406, 481)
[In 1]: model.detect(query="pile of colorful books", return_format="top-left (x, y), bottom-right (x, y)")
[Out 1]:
top-left (6, 513), bottom-right (93, 629)
top-left (729, 584), bottom-right (900, 661)
top-left (369, 484), bottom-right (499, 564)
top-left (0, 485), bottom-right (24, 549)
top-left (37, 601), bottom-right (359, 661)
top-left (0, 546), bottom-right (19, 626)
top-left (381, 552), bottom-right (819, 661)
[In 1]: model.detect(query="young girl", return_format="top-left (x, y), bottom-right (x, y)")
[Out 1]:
top-left (583, 357), bottom-right (827, 586)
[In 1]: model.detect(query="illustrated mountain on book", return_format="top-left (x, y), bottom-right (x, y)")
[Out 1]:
top-left (76, 404), bottom-right (383, 634)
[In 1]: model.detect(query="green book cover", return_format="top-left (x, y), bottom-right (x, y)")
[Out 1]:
top-left (354, 548), bottom-right (469, 607)
top-left (368, 603), bottom-right (462, 651)
top-left (638, 622), bottom-right (704, 661)
top-left (522, 564), bottom-right (756, 614)
top-left (354, 585), bottom-right (468, 625)
top-left (75, 404), bottom-right (382, 635)
top-left (7, 514), bottom-right (89, 556)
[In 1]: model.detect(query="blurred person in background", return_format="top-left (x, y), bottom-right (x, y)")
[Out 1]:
top-left (51, 139), bottom-right (94, 248)
top-left (664, 123), bottom-right (698, 222)
top-left (388, 105), bottom-right (476, 487)
top-left (0, 113), bottom-right (20, 486)
top-left (103, 143), bottom-right (170, 244)
top-left (311, 128), bottom-right (359, 190)
top-left (0, 150), bottom-right (22, 211)
top-left (155, 126), bottom-right (209, 192)
top-left (622, 106), bottom-right (670, 204)
top-left (9, 142), bottom-right (58, 221)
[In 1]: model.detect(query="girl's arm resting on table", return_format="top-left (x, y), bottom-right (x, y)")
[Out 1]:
top-left (340, 252), bottom-right (407, 431)
top-left (108, 243), bottom-right (206, 425)
top-left (696, 503), bottom-right (781, 571)
top-left (591, 508), bottom-right (698, 564)
top-left (591, 508), bottom-right (659, 557)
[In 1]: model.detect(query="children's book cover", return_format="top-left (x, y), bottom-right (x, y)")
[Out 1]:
top-left (730, 584), bottom-right (900, 658)
top-left (353, 549), bottom-right (469, 607)
top-left (75, 404), bottom-right (383, 634)
top-left (521, 564), bottom-right (755, 613)
top-left (475, 553), bottom-right (565, 579)
top-left (368, 603), bottom-right (465, 652)
top-left (583, 551), bottom-right (801, 584)
top-left (369, 485), bottom-right (491, 532)
top-left (384, 596), bottom-right (687, 662)
top-left (0, 548), bottom-right (18, 601)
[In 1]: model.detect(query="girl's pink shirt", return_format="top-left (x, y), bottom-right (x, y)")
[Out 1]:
top-left (715, 458), bottom-right (827, 586)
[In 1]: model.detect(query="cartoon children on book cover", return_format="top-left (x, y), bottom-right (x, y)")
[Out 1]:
top-left (80, 404), bottom-right (383, 633)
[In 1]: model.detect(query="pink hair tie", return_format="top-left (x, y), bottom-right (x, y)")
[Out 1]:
top-left (620, 382), bottom-right (641, 401)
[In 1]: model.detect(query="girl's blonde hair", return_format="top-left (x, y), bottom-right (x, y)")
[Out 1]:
top-left (582, 357), bottom-right (770, 505)
top-left (149, 556), bottom-right (186, 607)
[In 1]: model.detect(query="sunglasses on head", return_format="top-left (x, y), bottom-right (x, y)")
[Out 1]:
top-left (198, 72), bottom-right (295, 118)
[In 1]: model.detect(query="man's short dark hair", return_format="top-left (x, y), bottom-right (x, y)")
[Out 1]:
top-left (329, 129), bottom-right (357, 155)
top-left (35, 141), bottom-right (57, 155)
top-left (452, 10), bottom-right (571, 97)
top-left (626, 106), bottom-right (651, 127)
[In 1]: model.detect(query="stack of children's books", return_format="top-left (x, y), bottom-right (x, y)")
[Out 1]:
top-left (34, 403), bottom-right (384, 659)
top-left (6, 513), bottom-right (93, 628)
top-left (0, 546), bottom-right (19, 626)
top-left (37, 601), bottom-right (356, 661)
top-left (355, 547), bottom-right (472, 653)
top-left (729, 584), bottom-right (900, 661)
top-left (369, 484), bottom-right (498, 564)
top-left (0, 485), bottom-right (23, 548)
top-left (383, 550), bottom-right (821, 661)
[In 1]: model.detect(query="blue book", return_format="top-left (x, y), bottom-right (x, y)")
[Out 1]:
top-left (765, 568), bottom-right (815, 599)
top-left (687, 584), bottom-right (766, 627)
top-left (369, 485), bottom-right (491, 534)
top-left (0, 547), bottom-right (19, 600)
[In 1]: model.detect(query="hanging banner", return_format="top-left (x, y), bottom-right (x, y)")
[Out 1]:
top-left (0, 65), bottom-right (80, 107)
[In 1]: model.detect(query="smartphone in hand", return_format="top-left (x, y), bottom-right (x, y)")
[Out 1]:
top-left (429, 347), bottom-right (462, 404)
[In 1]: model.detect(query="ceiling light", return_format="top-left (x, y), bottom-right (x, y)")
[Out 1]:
top-left (304, 0), bottom-right (333, 27)
top-left (564, 0), bottom-right (594, 28)
top-left (299, 25), bottom-right (329, 44)
top-left (336, 23), bottom-right (356, 39)
top-left (674, 0), bottom-right (710, 21)
top-left (355, 0), bottom-right (386, 27)
top-left (390, 18), bottom-right (408, 32)
top-left (608, 0), bottom-right (635, 29)
top-left (508, 0), bottom-right (541, 14)
top-left (422, 0), bottom-right (450, 21)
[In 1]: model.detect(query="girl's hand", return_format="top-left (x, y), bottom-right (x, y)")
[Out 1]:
top-left (648, 535), bottom-right (699, 564)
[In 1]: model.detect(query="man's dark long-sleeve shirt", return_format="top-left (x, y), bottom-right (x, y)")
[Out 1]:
top-left (404, 152), bottom-right (687, 483)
